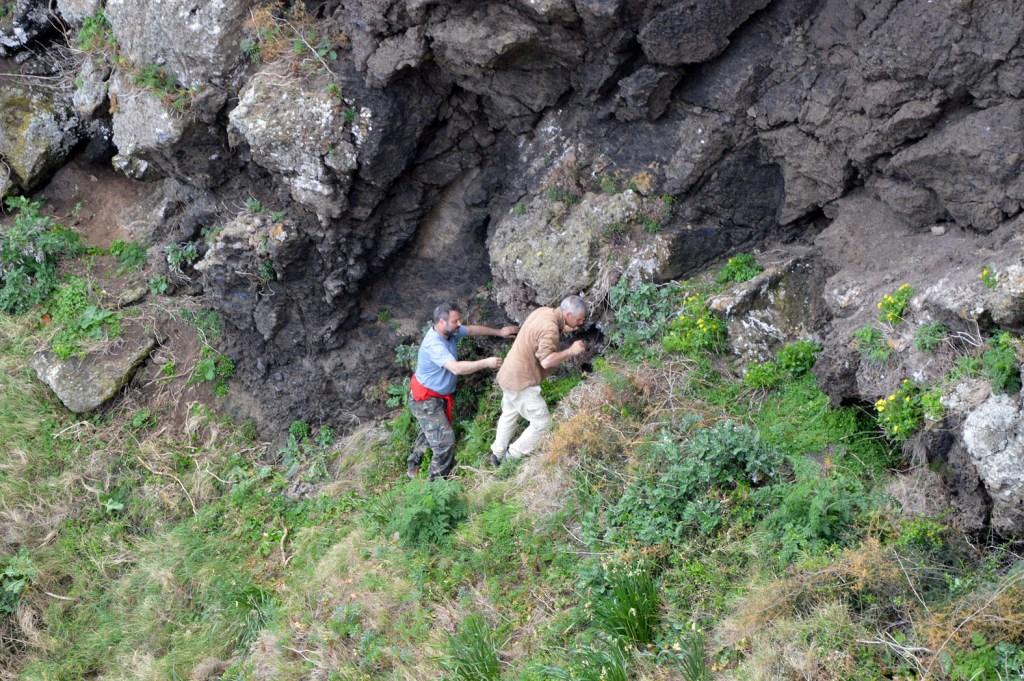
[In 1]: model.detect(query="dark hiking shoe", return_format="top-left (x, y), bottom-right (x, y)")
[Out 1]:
top-left (406, 465), bottom-right (419, 480)
top-left (488, 450), bottom-right (506, 468)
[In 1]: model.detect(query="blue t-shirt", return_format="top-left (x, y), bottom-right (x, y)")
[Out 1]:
top-left (414, 325), bottom-right (468, 395)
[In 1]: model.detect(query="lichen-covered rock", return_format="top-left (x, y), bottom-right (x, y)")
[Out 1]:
top-left (108, 71), bottom-right (228, 185)
top-left (0, 84), bottom-right (79, 190)
top-left (963, 395), bottom-right (1024, 537)
top-left (72, 58), bottom-right (110, 120)
top-left (105, 0), bottom-right (250, 86)
top-left (489, 189), bottom-right (657, 317)
top-left (708, 249), bottom-right (830, 361)
top-left (229, 67), bottom-right (358, 224)
top-left (31, 324), bottom-right (157, 413)
top-left (0, 0), bottom-right (50, 55)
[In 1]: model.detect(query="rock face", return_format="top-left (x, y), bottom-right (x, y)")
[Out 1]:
top-left (228, 67), bottom-right (358, 223)
top-left (31, 325), bottom-right (157, 413)
top-left (105, 0), bottom-right (250, 86)
top-left (963, 396), bottom-right (1024, 537)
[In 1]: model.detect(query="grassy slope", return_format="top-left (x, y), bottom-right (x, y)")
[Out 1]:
top-left (2, 270), bottom-right (1024, 681)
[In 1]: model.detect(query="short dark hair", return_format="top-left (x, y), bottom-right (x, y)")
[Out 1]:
top-left (432, 302), bottom-right (460, 324)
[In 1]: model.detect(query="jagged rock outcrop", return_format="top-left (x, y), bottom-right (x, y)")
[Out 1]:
top-left (963, 395), bottom-right (1024, 537)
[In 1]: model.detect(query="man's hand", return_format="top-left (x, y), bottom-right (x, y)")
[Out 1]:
top-left (569, 340), bottom-right (586, 356)
top-left (500, 325), bottom-right (519, 338)
top-left (487, 356), bottom-right (503, 369)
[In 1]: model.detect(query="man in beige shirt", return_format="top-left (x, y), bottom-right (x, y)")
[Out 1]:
top-left (489, 295), bottom-right (587, 466)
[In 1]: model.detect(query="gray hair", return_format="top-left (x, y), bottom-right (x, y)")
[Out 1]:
top-left (559, 295), bottom-right (587, 317)
top-left (432, 302), bottom-right (460, 324)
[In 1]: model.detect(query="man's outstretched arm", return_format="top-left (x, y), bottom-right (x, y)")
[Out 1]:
top-left (464, 324), bottom-right (518, 338)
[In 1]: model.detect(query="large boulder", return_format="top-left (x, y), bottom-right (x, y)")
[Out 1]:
top-left (0, 84), bottom-right (79, 191)
top-left (105, 0), bottom-right (250, 86)
top-left (890, 101), bottom-right (1024, 233)
top-left (228, 67), bottom-right (358, 224)
top-left (963, 395), bottom-right (1024, 538)
top-left (32, 323), bottom-right (157, 413)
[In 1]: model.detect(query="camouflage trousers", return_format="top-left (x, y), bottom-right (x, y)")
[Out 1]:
top-left (407, 396), bottom-right (456, 480)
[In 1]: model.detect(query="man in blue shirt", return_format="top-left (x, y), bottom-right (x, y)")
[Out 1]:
top-left (407, 302), bottom-right (517, 480)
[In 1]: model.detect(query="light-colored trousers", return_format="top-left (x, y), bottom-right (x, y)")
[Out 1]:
top-left (491, 385), bottom-right (551, 460)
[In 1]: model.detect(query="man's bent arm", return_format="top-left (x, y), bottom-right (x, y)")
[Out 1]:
top-left (443, 357), bottom-right (500, 375)
top-left (539, 348), bottom-right (574, 370)
top-left (465, 324), bottom-right (518, 338)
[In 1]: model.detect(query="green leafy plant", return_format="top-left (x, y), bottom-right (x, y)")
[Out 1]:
top-left (604, 424), bottom-right (780, 545)
top-left (0, 549), bottom-right (37, 616)
top-left (979, 265), bottom-right (998, 289)
top-left (716, 253), bottom-right (762, 285)
top-left (244, 197), bottom-right (264, 214)
top-left (877, 283), bottom-right (914, 325)
top-left (982, 332), bottom-right (1021, 393)
top-left (441, 614), bottom-right (503, 681)
top-left (914, 321), bottom-right (948, 353)
top-left (278, 420), bottom-right (334, 482)
top-left (608, 278), bottom-right (683, 358)
top-left (641, 217), bottom-right (661, 234)
top-left (855, 326), bottom-right (890, 363)
top-left (874, 379), bottom-right (924, 441)
top-left (188, 347), bottom-right (235, 396)
top-left (921, 387), bottom-right (944, 422)
top-left (599, 175), bottom-right (619, 194)
top-left (257, 259), bottom-right (275, 285)
top-left (0, 196), bottom-right (83, 314)
top-left (108, 239), bottom-right (147, 273)
top-left (743, 361), bottom-right (782, 389)
top-left (776, 340), bottom-right (821, 375)
top-left (662, 294), bottom-right (726, 356)
top-left (591, 562), bottom-right (659, 647)
top-left (546, 187), bottom-right (581, 205)
top-left (165, 242), bottom-right (199, 272)
top-left (344, 107), bottom-right (358, 124)
top-left (148, 275), bottom-right (170, 295)
top-left (48, 278), bottom-right (120, 359)
top-left (388, 479), bottom-right (468, 548)
top-left (511, 202), bottom-right (526, 216)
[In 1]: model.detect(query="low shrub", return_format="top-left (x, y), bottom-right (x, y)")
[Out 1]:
top-left (743, 340), bottom-right (821, 389)
top-left (442, 613), bottom-right (502, 681)
top-left (0, 196), bottom-right (83, 314)
top-left (388, 479), bottom-right (468, 548)
top-left (874, 379), bottom-right (925, 442)
top-left (608, 278), bottom-right (682, 357)
top-left (604, 423), bottom-right (780, 545)
top-left (716, 253), bottom-right (762, 285)
top-left (0, 549), bottom-right (36, 616)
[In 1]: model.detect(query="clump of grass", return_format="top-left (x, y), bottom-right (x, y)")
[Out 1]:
top-left (541, 637), bottom-right (630, 681)
top-left (76, 9), bottom-right (116, 53)
top-left (108, 239), bottom-right (147, 273)
top-left (855, 326), bottom-right (890, 363)
top-left (442, 614), bottom-right (503, 681)
top-left (743, 339), bottom-right (821, 389)
top-left (47, 277), bottom-right (120, 359)
top-left (716, 253), bottom-right (762, 285)
top-left (591, 562), bottom-right (660, 647)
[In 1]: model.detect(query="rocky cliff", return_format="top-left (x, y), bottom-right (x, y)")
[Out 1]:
top-left (3, 1), bottom-right (1024, 532)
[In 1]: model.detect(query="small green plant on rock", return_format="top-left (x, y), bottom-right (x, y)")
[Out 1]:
top-left (148, 275), bottom-right (169, 295)
top-left (165, 242), bottom-right (199, 272)
top-left (76, 9), bottom-right (116, 53)
top-left (914, 321), bottom-right (949, 353)
top-left (855, 326), bottom-right (890, 363)
top-left (244, 197), bottom-right (264, 214)
top-left (48, 277), bottom-right (120, 359)
top-left (877, 283), bottom-right (914, 324)
top-left (663, 294), bottom-right (726, 356)
top-left (874, 379), bottom-right (924, 441)
top-left (982, 332), bottom-right (1021, 394)
top-left (108, 239), bottom-right (147, 273)
top-left (979, 265), bottom-right (998, 289)
top-left (716, 252), bottom-right (762, 285)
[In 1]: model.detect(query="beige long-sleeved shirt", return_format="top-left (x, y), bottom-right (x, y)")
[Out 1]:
top-left (496, 307), bottom-right (565, 391)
